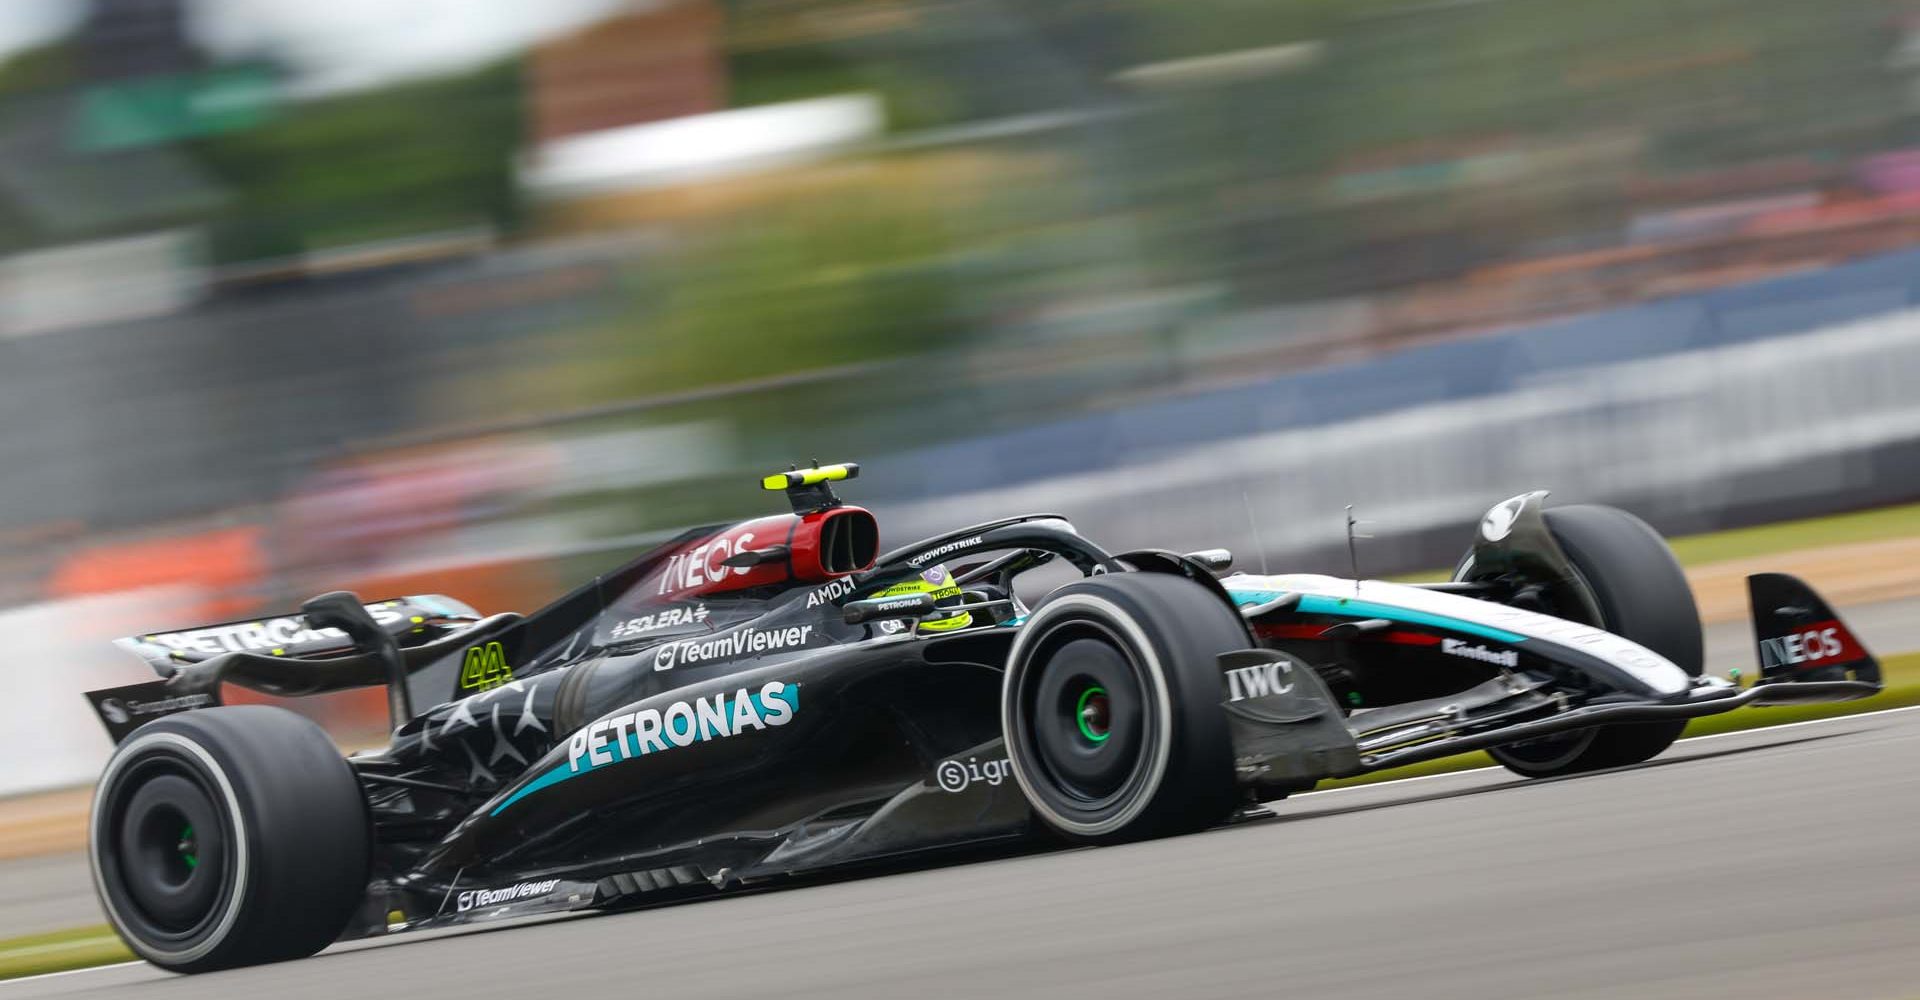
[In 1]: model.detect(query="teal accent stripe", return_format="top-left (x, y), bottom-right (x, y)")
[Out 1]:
top-left (489, 684), bottom-right (800, 817)
top-left (491, 761), bottom-right (574, 816)
top-left (1228, 589), bottom-right (1288, 608)
top-left (1295, 594), bottom-right (1526, 644)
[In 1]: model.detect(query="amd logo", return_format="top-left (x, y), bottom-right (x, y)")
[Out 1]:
top-left (1225, 660), bottom-right (1294, 702)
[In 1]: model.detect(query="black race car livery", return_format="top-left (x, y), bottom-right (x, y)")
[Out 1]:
top-left (83, 464), bottom-right (1882, 973)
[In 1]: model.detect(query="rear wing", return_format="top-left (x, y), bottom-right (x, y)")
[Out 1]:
top-left (89, 593), bottom-right (498, 744)
top-left (112, 594), bottom-right (482, 676)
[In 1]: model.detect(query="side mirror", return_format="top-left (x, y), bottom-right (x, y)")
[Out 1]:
top-left (1182, 548), bottom-right (1233, 572)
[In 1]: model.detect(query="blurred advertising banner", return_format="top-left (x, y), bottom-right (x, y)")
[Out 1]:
top-left (0, 230), bottom-right (205, 339)
top-left (75, 66), bottom-right (277, 152)
top-left (0, 590), bottom-right (198, 796)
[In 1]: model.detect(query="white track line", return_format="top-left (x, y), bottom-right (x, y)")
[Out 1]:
top-left (1298, 702), bottom-right (1920, 798)
top-left (0, 961), bottom-right (142, 987)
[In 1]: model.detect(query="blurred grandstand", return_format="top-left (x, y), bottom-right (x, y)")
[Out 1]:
top-left (4, 0), bottom-right (1920, 756)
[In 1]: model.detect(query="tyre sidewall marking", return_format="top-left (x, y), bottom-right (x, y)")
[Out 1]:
top-left (1002, 592), bottom-right (1173, 837)
top-left (90, 731), bottom-right (251, 966)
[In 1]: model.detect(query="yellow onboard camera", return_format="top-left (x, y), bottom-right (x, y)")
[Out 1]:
top-left (762, 462), bottom-right (859, 513)
top-left (761, 463), bottom-right (859, 491)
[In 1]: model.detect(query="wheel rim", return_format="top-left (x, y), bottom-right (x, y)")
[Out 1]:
top-left (94, 744), bottom-right (240, 956)
top-left (1016, 620), bottom-right (1156, 820)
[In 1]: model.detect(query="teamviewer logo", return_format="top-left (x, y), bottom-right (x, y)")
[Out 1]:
top-left (457, 890), bottom-right (476, 912)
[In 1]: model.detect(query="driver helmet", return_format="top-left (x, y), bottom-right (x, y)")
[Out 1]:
top-left (868, 564), bottom-right (972, 632)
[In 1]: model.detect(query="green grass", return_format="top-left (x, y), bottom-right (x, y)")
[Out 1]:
top-left (1664, 501), bottom-right (1920, 566)
top-left (0, 925), bottom-right (130, 980)
top-left (1316, 650), bottom-right (1920, 789)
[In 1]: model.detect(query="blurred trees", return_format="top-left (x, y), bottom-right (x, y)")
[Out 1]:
top-left (187, 61), bottom-right (524, 263)
top-left (0, 39), bottom-right (521, 263)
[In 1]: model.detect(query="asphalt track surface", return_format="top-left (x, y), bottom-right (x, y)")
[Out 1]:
top-left (9, 700), bottom-right (1920, 1000)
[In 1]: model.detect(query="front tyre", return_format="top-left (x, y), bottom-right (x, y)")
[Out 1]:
top-left (1002, 573), bottom-right (1247, 843)
top-left (1488, 504), bottom-right (1705, 777)
top-left (89, 706), bottom-right (370, 973)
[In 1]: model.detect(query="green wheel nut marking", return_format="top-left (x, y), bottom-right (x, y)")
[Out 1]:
top-left (178, 824), bottom-right (197, 870)
top-left (1076, 686), bottom-right (1109, 743)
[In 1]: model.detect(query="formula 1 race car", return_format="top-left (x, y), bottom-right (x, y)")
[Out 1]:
top-left (83, 464), bottom-right (1883, 972)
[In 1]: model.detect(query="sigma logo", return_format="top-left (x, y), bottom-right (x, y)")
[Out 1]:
top-left (653, 625), bottom-right (815, 671)
top-left (143, 605), bottom-right (405, 656)
top-left (1759, 625), bottom-right (1850, 669)
top-left (807, 578), bottom-right (859, 608)
top-left (1225, 659), bottom-right (1295, 702)
top-left (1442, 638), bottom-right (1520, 668)
top-left (1481, 496), bottom-right (1527, 542)
top-left (935, 755), bottom-right (1010, 793)
top-left (658, 529), bottom-right (762, 596)
top-left (608, 605), bottom-right (709, 640)
top-left (568, 680), bottom-right (798, 773)
top-left (99, 699), bottom-right (130, 725)
top-left (457, 879), bottom-right (560, 913)
top-left (907, 536), bottom-right (982, 569)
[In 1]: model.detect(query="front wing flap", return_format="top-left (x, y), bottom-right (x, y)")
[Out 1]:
top-left (1218, 649), bottom-right (1361, 794)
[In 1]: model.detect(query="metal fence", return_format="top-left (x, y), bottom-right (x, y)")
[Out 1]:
top-left (875, 301), bottom-right (1920, 574)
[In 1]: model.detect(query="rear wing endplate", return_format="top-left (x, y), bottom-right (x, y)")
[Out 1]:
top-left (85, 680), bottom-right (223, 744)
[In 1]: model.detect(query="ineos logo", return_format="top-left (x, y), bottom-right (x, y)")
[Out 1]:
top-left (1759, 625), bottom-right (1848, 668)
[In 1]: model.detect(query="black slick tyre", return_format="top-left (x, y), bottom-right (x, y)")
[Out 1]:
top-left (1001, 572), bottom-right (1247, 843)
top-left (88, 706), bottom-right (371, 973)
top-left (1488, 504), bottom-right (1705, 777)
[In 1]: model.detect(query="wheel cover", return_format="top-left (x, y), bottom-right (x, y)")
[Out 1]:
top-left (89, 733), bottom-right (250, 966)
top-left (1002, 594), bottom-right (1174, 837)
top-left (1027, 635), bottom-right (1144, 806)
top-left (115, 773), bottom-right (226, 932)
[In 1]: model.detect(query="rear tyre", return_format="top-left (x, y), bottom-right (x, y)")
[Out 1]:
top-left (1002, 573), bottom-right (1246, 843)
top-left (1487, 504), bottom-right (1705, 777)
top-left (89, 706), bottom-right (370, 973)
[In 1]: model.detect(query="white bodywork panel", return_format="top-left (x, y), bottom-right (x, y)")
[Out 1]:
top-left (1223, 573), bottom-right (1691, 697)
